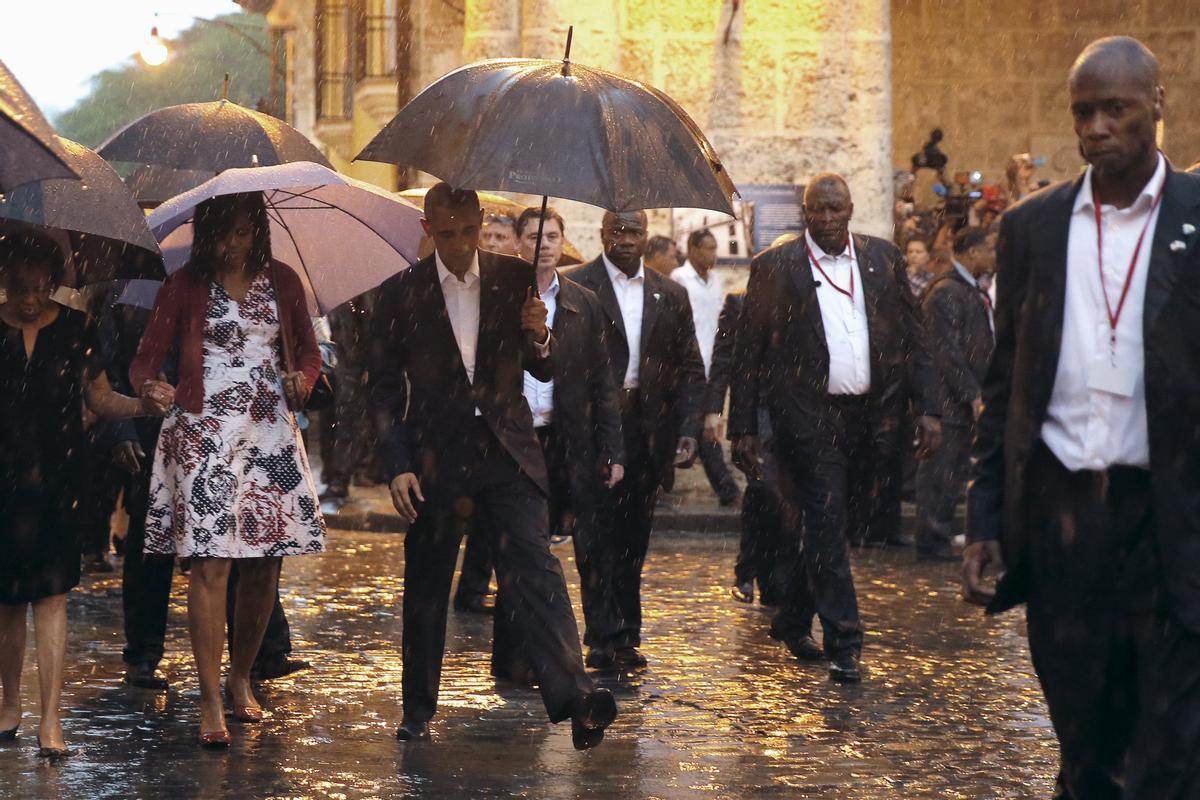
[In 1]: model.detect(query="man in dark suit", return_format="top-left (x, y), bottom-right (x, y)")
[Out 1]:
top-left (707, 290), bottom-right (798, 610)
top-left (369, 184), bottom-right (615, 749)
top-left (963, 38), bottom-right (1200, 798)
top-left (490, 205), bottom-right (625, 682)
top-left (915, 226), bottom-right (995, 561)
top-left (731, 174), bottom-right (941, 682)
top-left (566, 210), bottom-right (706, 670)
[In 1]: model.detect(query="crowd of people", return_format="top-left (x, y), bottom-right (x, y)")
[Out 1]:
top-left (1, 31), bottom-right (1197, 799)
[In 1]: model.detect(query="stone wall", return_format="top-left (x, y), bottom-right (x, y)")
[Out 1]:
top-left (892, 0), bottom-right (1200, 187)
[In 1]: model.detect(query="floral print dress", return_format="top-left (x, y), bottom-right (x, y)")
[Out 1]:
top-left (144, 274), bottom-right (326, 558)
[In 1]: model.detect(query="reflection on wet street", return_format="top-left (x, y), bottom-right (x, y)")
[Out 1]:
top-left (2, 531), bottom-right (1057, 799)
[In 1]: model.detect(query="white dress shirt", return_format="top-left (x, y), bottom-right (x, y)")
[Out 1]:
top-left (805, 230), bottom-right (870, 395)
top-left (1041, 152), bottom-right (1166, 471)
top-left (523, 272), bottom-right (559, 427)
top-left (603, 253), bottom-right (645, 389)
top-left (436, 250), bottom-right (482, 415)
top-left (670, 261), bottom-right (723, 378)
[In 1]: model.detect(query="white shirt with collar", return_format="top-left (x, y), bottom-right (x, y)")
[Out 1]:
top-left (952, 258), bottom-right (994, 332)
top-left (523, 272), bottom-right (560, 427)
top-left (435, 250), bottom-right (481, 385)
top-left (805, 230), bottom-right (870, 395)
top-left (1041, 152), bottom-right (1166, 471)
top-left (670, 260), bottom-right (723, 378)
top-left (602, 253), bottom-right (645, 389)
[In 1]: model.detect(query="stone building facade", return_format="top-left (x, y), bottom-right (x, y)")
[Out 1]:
top-left (892, 0), bottom-right (1200, 185)
top-left (266, 0), bottom-right (894, 254)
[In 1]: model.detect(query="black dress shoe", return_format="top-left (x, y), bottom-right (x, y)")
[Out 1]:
top-left (252, 654), bottom-right (311, 681)
top-left (784, 634), bottom-right (823, 662)
top-left (730, 581), bottom-right (754, 604)
top-left (396, 719), bottom-right (430, 742)
top-left (0, 726), bottom-right (17, 741)
top-left (829, 652), bottom-right (862, 683)
top-left (125, 662), bottom-right (169, 690)
top-left (570, 689), bottom-right (617, 750)
top-left (452, 594), bottom-right (495, 615)
top-left (886, 533), bottom-right (916, 548)
top-left (585, 646), bottom-right (616, 670)
top-left (614, 647), bottom-right (647, 669)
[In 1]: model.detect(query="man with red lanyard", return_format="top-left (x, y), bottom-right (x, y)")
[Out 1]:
top-left (963, 36), bottom-right (1200, 798)
top-left (731, 173), bottom-right (941, 682)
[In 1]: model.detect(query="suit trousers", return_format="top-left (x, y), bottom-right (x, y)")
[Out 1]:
top-left (769, 398), bottom-right (868, 657)
top-left (914, 420), bottom-right (972, 553)
top-left (572, 406), bottom-right (659, 650)
top-left (122, 475), bottom-right (176, 667)
top-left (1023, 442), bottom-right (1200, 800)
top-left (491, 424), bottom-right (569, 676)
top-left (700, 439), bottom-right (740, 506)
top-left (401, 419), bottom-right (592, 723)
top-left (734, 437), bottom-right (798, 605)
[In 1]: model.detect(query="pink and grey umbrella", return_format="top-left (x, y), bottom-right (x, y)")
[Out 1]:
top-left (146, 161), bottom-right (424, 315)
top-left (0, 59), bottom-right (79, 192)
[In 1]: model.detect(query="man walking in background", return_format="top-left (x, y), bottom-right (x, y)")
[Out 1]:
top-left (916, 226), bottom-right (994, 561)
top-left (671, 229), bottom-right (741, 507)
top-left (567, 210), bottom-right (705, 670)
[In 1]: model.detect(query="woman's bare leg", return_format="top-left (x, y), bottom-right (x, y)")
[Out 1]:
top-left (0, 603), bottom-right (27, 732)
top-left (30, 594), bottom-right (67, 749)
top-left (188, 558), bottom-right (232, 734)
top-left (226, 557), bottom-right (281, 710)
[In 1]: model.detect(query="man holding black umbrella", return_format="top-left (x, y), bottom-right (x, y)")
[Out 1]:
top-left (566, 210), bottom-right (706, 670)
top-left (369, 183), bottom-right (615, 749)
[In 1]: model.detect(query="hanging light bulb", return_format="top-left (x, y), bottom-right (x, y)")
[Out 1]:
top-left (140, 27), bottom-right (170, 67)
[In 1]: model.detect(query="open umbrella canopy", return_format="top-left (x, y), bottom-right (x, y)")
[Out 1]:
top-left (98, 99), bottom-right (332, 173)
top-left (125, 164), bottom-right (217, 209)
top-left (148, 161), bottom-right (423, 315)
top-left (0, 59), bottom-right (79, 192)
top-left (0, 137), bottom-right (162, 285)
top-left (355, 56), bottom-right (738, 216)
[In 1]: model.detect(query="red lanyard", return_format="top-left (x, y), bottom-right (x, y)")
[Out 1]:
top-left (806, 237), bottom-right (856, 303)
top-left (1093, 181), bottom-right (1163, 350)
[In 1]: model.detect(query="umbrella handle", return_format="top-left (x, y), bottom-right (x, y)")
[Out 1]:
top-left (529, 194), bottom-right (549, 298)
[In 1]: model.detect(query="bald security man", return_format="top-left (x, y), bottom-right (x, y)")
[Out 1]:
top-left (963, 37), bottom-right (1200, 799)
top-left (731, 174), bottom-right (941, 683)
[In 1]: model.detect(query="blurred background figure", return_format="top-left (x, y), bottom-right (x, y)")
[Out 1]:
top-left (480, 211), bottom-right (519, 255)
top-left (903, 237), bottom-right (936, 298)
top-left (671, 229), bottom-right (740, 508)
top-left (1004, 153), bottom-right (1039, 203)
top-left (644, 234), bottom-right (680, 275)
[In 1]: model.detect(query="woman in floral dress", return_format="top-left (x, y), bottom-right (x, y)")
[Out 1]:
top-left (131, 193), bottom-right (326, 747)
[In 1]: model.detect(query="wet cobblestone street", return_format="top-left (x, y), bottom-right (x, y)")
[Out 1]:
top-left (2, 530), bottom-right (1058, 799)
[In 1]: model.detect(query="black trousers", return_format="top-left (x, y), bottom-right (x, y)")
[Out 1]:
top-left (122, 478), bottom-right (176, 667)
top-left (914, 421), bottom-right (972, 553)
top-left (401, 420), bottom-right (591, 723)
top-left (846, 424), bottom-right (904, 546)
top-left (572, 403), bottom-right (658, 651)
top-left (1022, 442), bottom-right (1200, 800)
top-left (323, 364), bottom-right (370, 493)
top-left (770, 398), bottom-right (869, 657)
top-left (735, 450), bottom-right (798, 604)
top-left (700, 439), bottom-right (740, 505)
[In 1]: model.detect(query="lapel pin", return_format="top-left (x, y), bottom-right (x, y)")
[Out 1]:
top-left (652, 292), bottom-right (661, 300)
top-left (1183, 223), bottom-right (1196, 235)
top-left (1170, 240), bottom-right (1187, 252)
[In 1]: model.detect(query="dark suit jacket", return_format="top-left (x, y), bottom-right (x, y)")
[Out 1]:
top-left (547, 274), bottom-right (625, 504)
top-left (565, 257), bottom-right (706, 492)
top-left (729, 234), bottom-right (939, 440)
top-left (368, 251), bottom-right (555, 495)
top-left (921, 267), bottom-right (994, 425)
top-left (968, 166), bottom-right (1200, 628)
top-left (704, 291), bottom-right (745, 415)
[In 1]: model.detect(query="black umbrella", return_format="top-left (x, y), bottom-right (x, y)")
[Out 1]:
top-left (354, 30), bottom-right (737, 217)
top-left (0, 59), bottom-right (79, 192)
top-left (125, 164), bottom-right (217, 209)
top-left (98, 92), bottom-right (332, 173)
top-left (0, 138), bottom-right (163, 285)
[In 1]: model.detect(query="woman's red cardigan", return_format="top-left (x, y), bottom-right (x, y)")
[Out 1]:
top-left (130, 259), bottom-right (321, 414)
